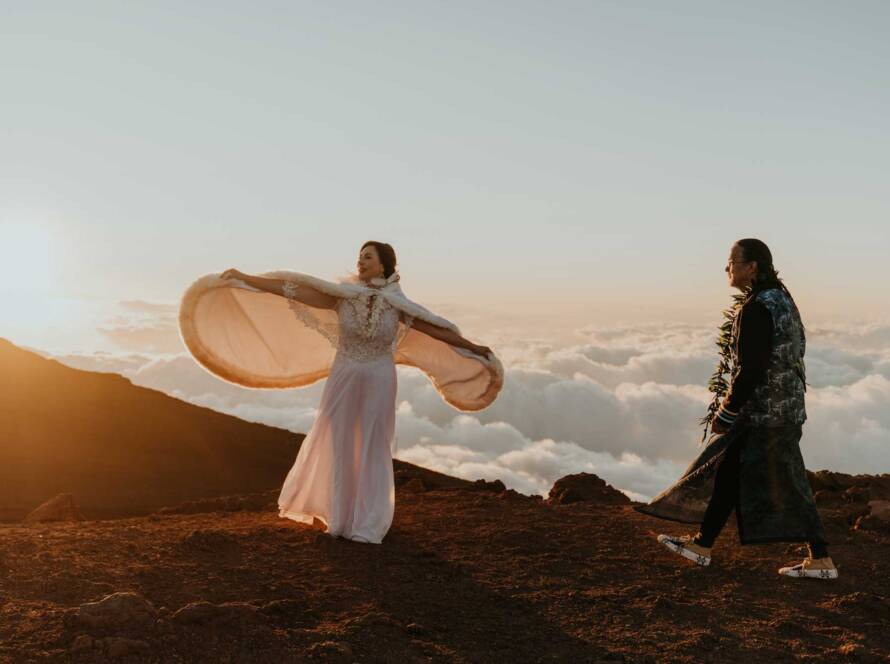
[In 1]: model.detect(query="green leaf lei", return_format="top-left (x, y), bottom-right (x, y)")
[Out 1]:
top-left (699, 290), bottom-right (749, 441)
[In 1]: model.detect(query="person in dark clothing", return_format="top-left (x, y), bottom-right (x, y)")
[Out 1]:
top-left (637, 239), bottom-right (837, 579)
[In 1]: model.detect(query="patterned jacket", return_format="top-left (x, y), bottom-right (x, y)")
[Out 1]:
top-left (729, 288), bottom-right (807, 427)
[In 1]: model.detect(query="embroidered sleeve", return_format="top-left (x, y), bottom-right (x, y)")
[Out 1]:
top-left (281, 280), bottom-right (300, 300)
top-left (715, 403), bottom-right (740, 427)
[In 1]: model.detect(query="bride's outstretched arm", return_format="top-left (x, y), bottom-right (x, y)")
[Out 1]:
top-left (410, 319), bottom-right (492, 358)
top-left (221, 269), bottom-right (339, 310)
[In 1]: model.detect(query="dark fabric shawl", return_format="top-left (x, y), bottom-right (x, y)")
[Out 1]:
top-left (636, 424), bottom-right (826, 545)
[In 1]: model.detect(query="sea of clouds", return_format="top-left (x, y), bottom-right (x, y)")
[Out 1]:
top-left (47, 300), bottom-right (890, 501)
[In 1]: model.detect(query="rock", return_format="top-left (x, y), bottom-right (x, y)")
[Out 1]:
top-left (807, 471), bottom-right (890, 500)
top-left (868, 500), bottom-right (890, 522)
top-left (869, 477), bottom-right (890, 500)
top-left (404, 622), bottom-right (428, 636)
top-left (854, 515), bottom-right (890, 533)
top-left (814, 489), bottom-right (841, 506)
top-left (843, 486), bottom-right (870, 503)
top-left (23, 493), bottom-right (83, 523)
top-left (548, 473), bottom-right (630, 506)
top-left (392, 465), bottom-right (464, 491)
top-left (473, 479), bottom-right (506, 493)
top-left (403, 478), bottom-right (427, 492)
top-left (837, 642), bottom-right (863, 657)
top-left (102, 637), bottom-right (150, 658)
top-left (843, 503), bottom-right (871, 527)
top-left (171, 600), bottom-right (259, 627)
top-left (75, 592), bottom-right (157, 632)
top-left (70, 634), bottom-right (93, 652)
top-left (807, 470), bottom-right (851, 493)
top-left (306, 640), bottom-right (355, 661)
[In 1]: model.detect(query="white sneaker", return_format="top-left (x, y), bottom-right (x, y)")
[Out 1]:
top-left (778, 557), bottom-right (838, 580)
top-left (657, 534), bottom-right (711, 567)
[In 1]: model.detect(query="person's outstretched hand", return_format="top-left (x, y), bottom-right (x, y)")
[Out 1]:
top-left (221, 268), bottom-right (245, 280)
top-left (471, 344), bottom-right (492, 358)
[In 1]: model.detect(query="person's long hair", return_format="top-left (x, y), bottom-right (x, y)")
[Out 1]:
top-left (735, 238), bottom-right (794, 302)
top-left (735, 238), bottom-right (807, 386)
top-left (361, 241), bottom-right (397, 278)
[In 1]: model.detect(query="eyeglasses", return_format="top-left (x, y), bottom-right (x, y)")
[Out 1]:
top-left (725, 260), bottom-right (752, 273)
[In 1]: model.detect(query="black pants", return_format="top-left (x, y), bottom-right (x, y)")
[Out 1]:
top-left (694, 437), bottom-right (829, 559)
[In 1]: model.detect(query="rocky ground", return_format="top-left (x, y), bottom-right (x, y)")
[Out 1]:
top-left (1, 470), bottom-right (888, 663)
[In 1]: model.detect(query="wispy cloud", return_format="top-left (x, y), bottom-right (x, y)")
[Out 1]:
top-left (95, 300), bottom-right (183, 353)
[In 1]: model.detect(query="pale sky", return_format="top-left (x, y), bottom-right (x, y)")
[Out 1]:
top-left (2, 1), bottom-right (889, 487)
top-left (2, 1), bottom-right (889, 344)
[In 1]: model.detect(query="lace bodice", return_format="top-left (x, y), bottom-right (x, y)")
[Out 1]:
top-left (335, 293), bottom-right (406, 363)
top-left (280, 280), bottom-right (412, 363)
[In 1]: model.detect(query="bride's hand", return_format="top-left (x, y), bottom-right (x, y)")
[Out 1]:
top-left (221, 268), bottom-right (244, 280)
top-left (470, 344), bottom-right (492, 358)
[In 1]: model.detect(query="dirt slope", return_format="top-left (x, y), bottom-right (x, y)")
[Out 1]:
top-left (1, 472), bottom-right (887, 663)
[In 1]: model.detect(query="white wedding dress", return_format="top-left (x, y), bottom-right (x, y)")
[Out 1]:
top-left (277, 293), bottom-right (405, 543)
top-left (177, 269), bottom-right (504, 545)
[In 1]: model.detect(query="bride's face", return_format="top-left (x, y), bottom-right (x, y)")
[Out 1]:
top-left (357, 245), bottom-right (384, 281)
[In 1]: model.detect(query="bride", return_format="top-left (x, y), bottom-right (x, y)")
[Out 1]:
top-left (179, 241), bottom-right (502, 543)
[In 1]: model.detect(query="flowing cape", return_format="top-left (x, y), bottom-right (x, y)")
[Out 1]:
top-left (178, 271), bottom-right (504, 411)
top-left (636, 425), bottom-right (826, 545)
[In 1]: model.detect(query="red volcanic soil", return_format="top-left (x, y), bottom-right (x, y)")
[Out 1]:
top-left (1, 473), bottom-right (888, 663)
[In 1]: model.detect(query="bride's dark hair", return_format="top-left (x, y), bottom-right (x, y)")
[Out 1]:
top-left (361, 241), bottom-right (397, 278)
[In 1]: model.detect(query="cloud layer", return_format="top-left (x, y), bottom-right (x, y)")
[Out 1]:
top-left (49, 308), bottom-right (890, 501)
